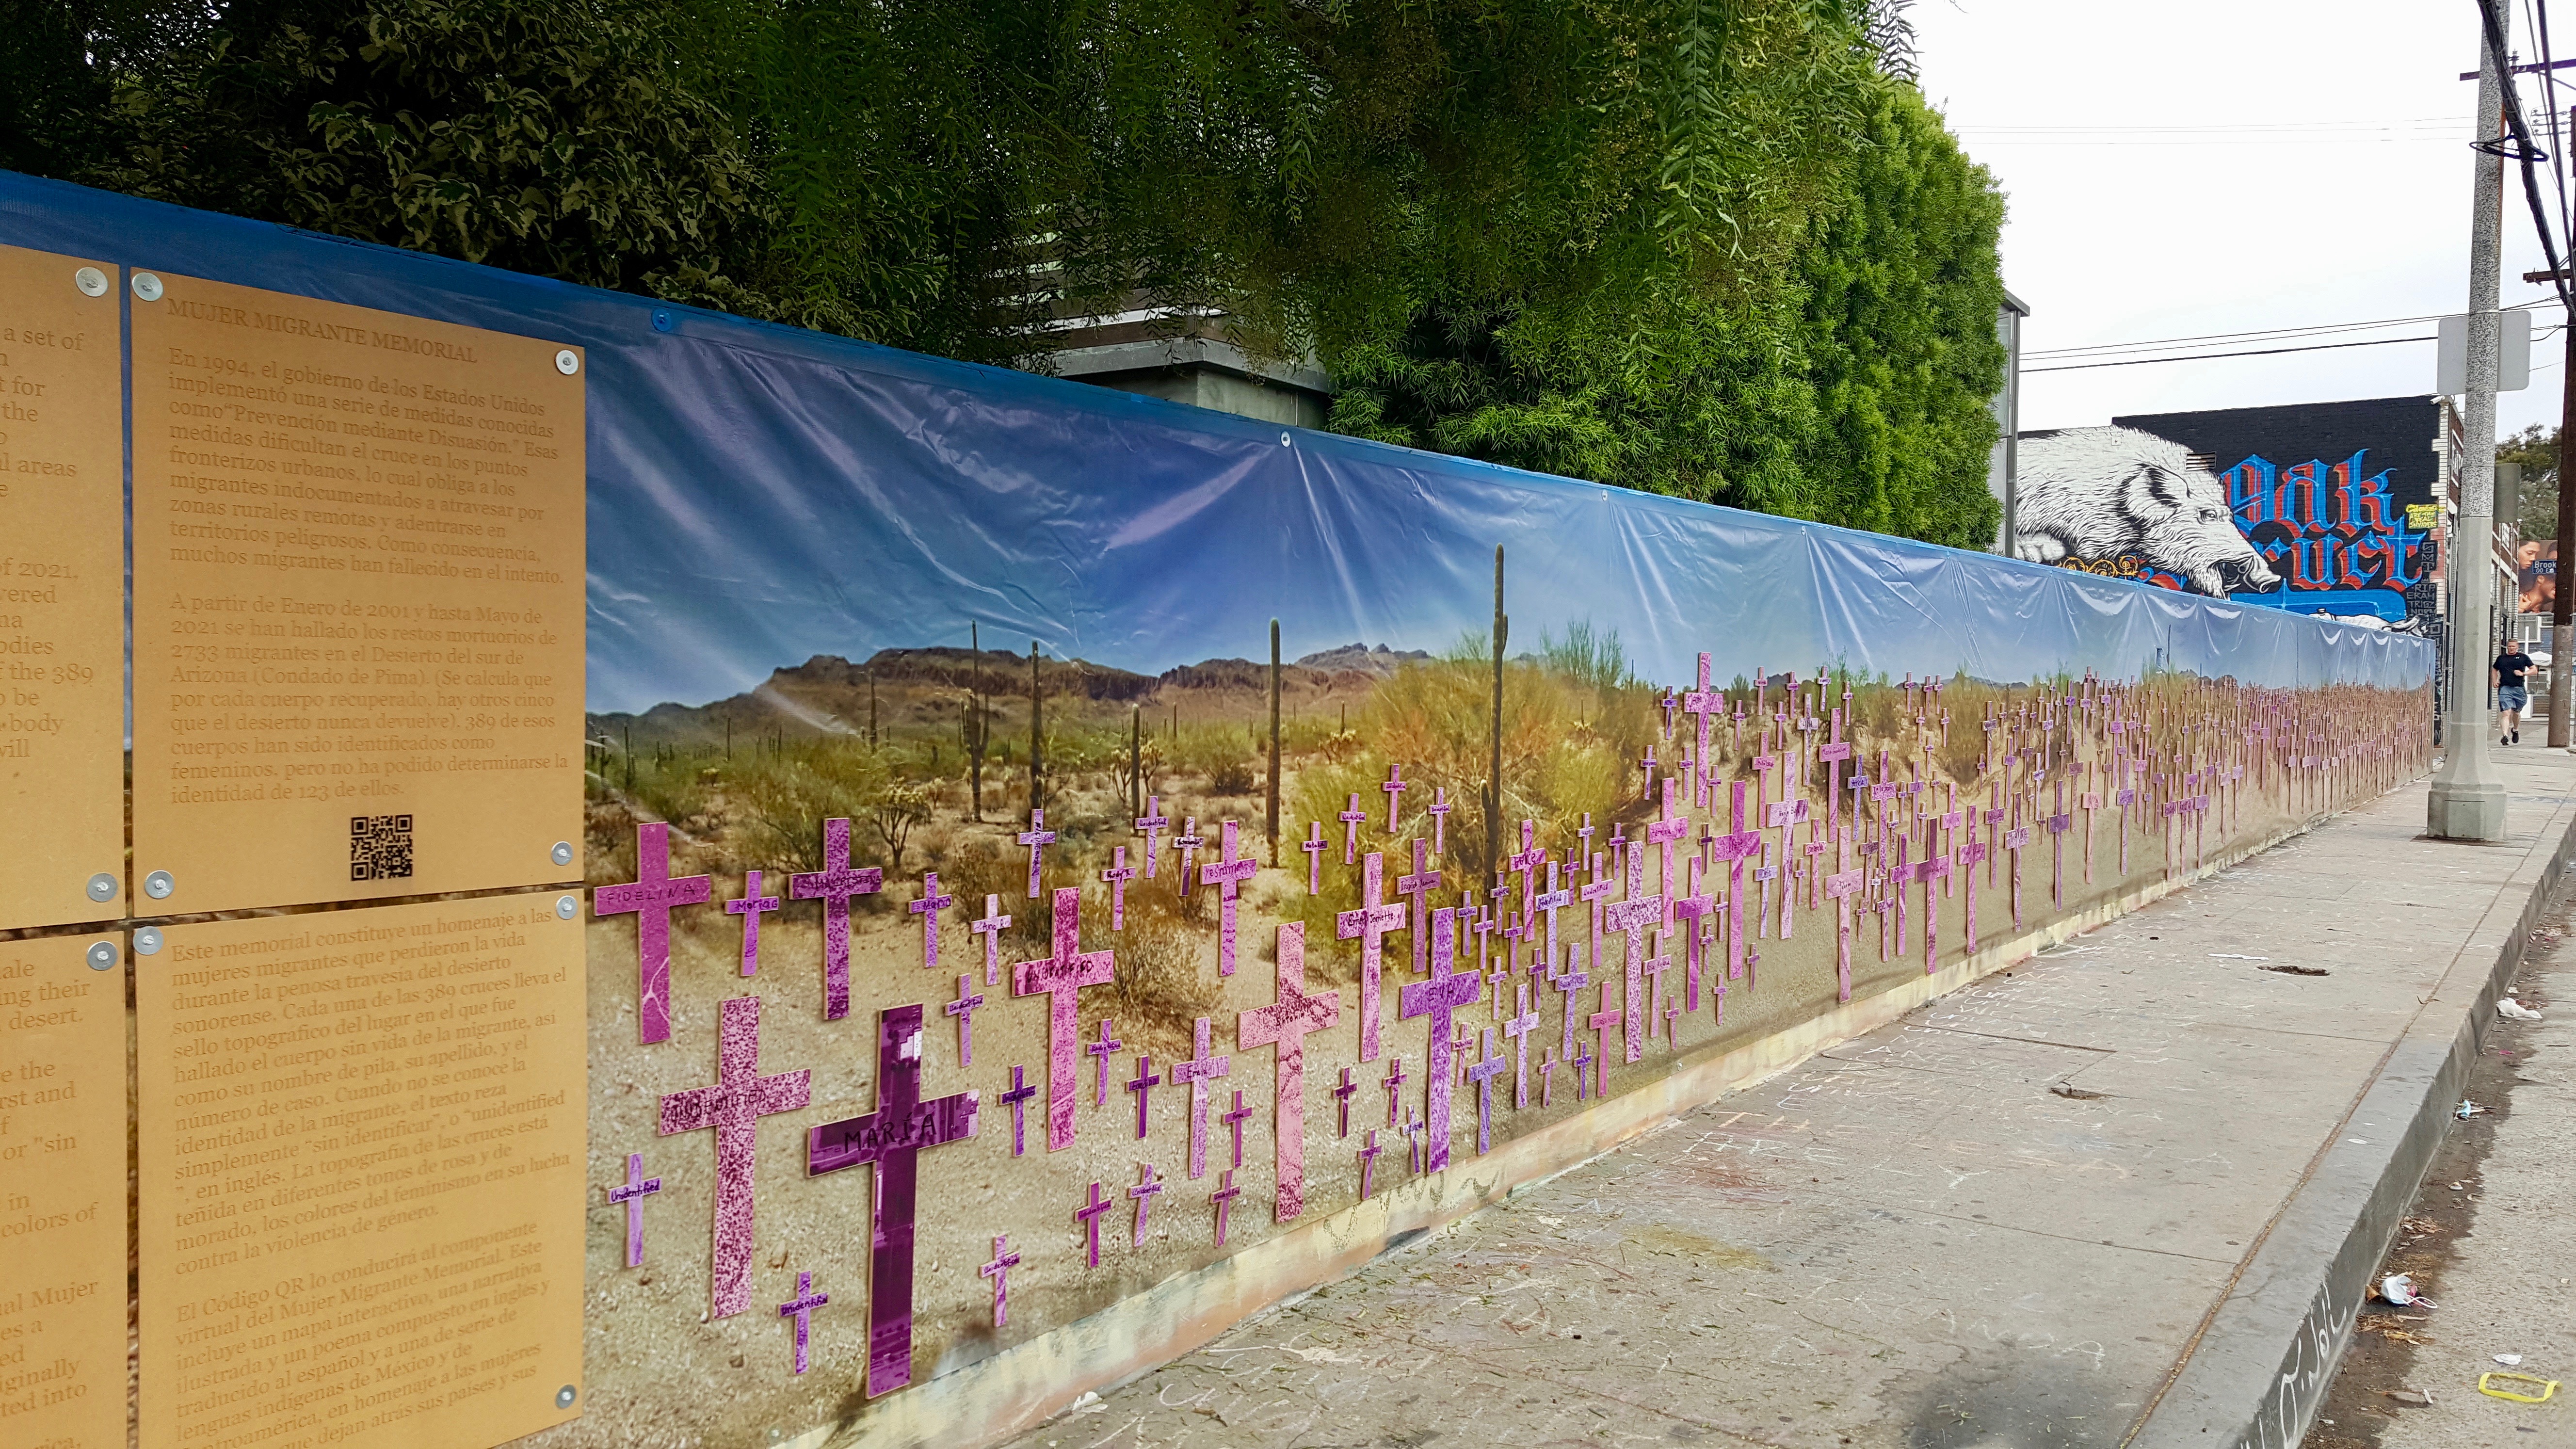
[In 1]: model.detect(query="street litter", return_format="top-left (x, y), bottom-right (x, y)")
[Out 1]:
top-left (2479, 1373), bottom-right (2560, 1403)
top-left (2496, 1354), bottom-right (2524, 1366)
top-left (2381, 1274), bottom-right (2437, 1308)
top-left (2458, 1100), bottom-right (2485, 1119)
top-left (2209, 953), bottom-right (2270, 961)
top-left (2383, 1388), bottom-right (2433, 1407)
top-left (2260, 963), bottom-right (2330, 976)
top-left (2499, 998), bottom-right (2545, 1021)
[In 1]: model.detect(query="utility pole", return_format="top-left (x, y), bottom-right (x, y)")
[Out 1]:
top-left (2431, 4), bottom-right (2511, 839)
top-left (2528, 259), bottom-right (2576, 747)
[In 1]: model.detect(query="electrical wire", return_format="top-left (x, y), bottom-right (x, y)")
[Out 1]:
top-left (2024, 314), bottom-right (2450, 360)
top-left (2021, 324), bottom-right (2566, 375)
top-left (2479, 0), bottom-right (2576, 315)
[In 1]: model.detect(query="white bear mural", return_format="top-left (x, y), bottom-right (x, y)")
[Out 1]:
top-left (2014, 425), bottom-right (2280, 596)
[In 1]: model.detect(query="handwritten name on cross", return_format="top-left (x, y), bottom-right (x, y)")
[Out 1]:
top-left (979, 1236), bottom-right (1019, 1326)
top-left (1382, 762), bottom-right (1407, 829)
top-left (778, 1272), bottom-right (828, 1375)
top-left (1647, 779), bottom-right (1692, 926)
top-left (1302, 821), bottom-right (1329, 893)
top-left (1135, 797), bottom-right (1170, 878)
top-left (1396, 837), bottom-right (1444, 977)
top-left (908, 872), bottom-right (955, 972)
top-left (1240, 922), bottom-right (1342, 1219)
top-left (597, 821), bottom-right (711, 1044)
top-left (1336, 852), bottom-right (1408, 1062)
top-left (1823, 835), bottom-right (1862, 1003)
top-left (1398, 909), bottom-right (1482, 1176)
top-left (1428, 788), bottom-right (1452, 855)
top-left (1017, 809), bottom-right (1057, 897)
top-left (659, 995), bottom-right (810, 1319)
top-left (998, 1065), bottom-right (1036, 1157)
top-left (1086, 1018), bottom-right (1125, 1108)
top-left (1129, 1163), bottom-right (1164, 1247)
top-left (1503, 983), bottom-right (1540, 1108)
top-left (788, 818), bottom-right (883, 1022)
top-left (1011, 888), bottom-right (1117, 1151)
top-left (1553, 940), bottom-right (1592, 1059)
top-left (1382, 1055), bottom-right (1408, 1127)
top-left (1173, 819), bottom-right (1205, 894)
top-left (1222, 1089), bottom-right (1254, 1169)
top-left (608, 1153), bottom-right (660, 1268)
top-left (1074, 1182), bottom-right (1113, 1268)
top-left (1200, 820), bottom-right (1259, 976)
top-left (945, 974), bottom-right (985, 1064)
top-left (1169, 1016), bottom-right (1232, 1178)
top-left (1338, 793), bottom-right (1369, 863)
top-left (1533, 861), bottom-right (1573, 981)
top-left (724, 869), bottom-right (778, 979)
top-left (1100, 848), bottom-right (1136, 929)
top-left (1358, 1130), bottom-right (1384, 1199)
top-left (1672, 855), bottom-right (1714, 1012)
top-left (806, 1003), bottom-right (978, 1397)
top-left (1711, 782), bottom-right (1764, 981)
top-left (1584, 988), bottom-right (1619, 1097)
top-left (1601, 843), bottom-right (1664, 1063)
top-left (1680, 653), bottom-right (1724, 807)
top-left (1210, 1168), bottom-right (1241, 1245)
top-left (970, 896), bottom-right (1012, 986)
top-left (1125, 1054), bottom-right (1161, 1139)
top-left (1508, 820), bottom-right (1547, 925)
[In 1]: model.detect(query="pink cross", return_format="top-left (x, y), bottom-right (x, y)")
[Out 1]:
top-left (1017, 809), bottom-right (1056, 897)
top-left (608, 1152), bottom-right (660, 1268)
top-left (1532, 861), bottom-right (1573, 980)
top-left (1507, 819), bottom-right (1546, 924)
top-left (945, 974), bottom-right (985, 1064)
top-left (1200, 820), bottom-right (1260, 976)
top-left (806, 1003), bottom-right (978, 1397)
top-left (1646, 780), bottom-right (1692, 925)
top-left (1336, 853), bottom-right (1408, 1062)
top-left (1338, 793), bottom-right (1368, 864)
top-left (1211, 1169), bottom-right (1241, 1245)
top-left (1074, 1182), bottom-right (1113, 1268)
top-left (1135, 796), bottom-right (1170, 878)
top-left (788, 818), bottom-right (882, 1022)
top-left (998, 1065), bottom-right (1037, 1157)
top-left (1398, 908), bottom-right (1482, 1176)
top-left (778, 1271), bottom-right (828, 1375)
top-left (1671, 856), bottom-right (1714, 1011)
top-left (1555, 919), bottom-right (1594, 1059)
top-left (970, 895), bottom-right (1012, 986)
top-left (1010, 887), bottom-right (1117, 1151)
top-left (911, 872), bottom-right (954, 970)
top-left (1466, 1029), bottom-right (1506, 1155)
top-left (1086, 1017), bottom-right (1125, 1108)
top-left (1169, 1016), bottom-right (1233, 1179)
top-left (1601, 843), bottom-right (1664, 1064)
top-left (724, 869), bottom-right (778, 979)
top-left (1222, 1089), bottom-right (1254, 1169)
top-left (1540, 1051), bottom-right (1559, 1107)
top-left (1125, 1054), bottom-right (1161, 1139)
top-left (1128, 1162), bottom-right (1164, 1247)
top-left (1301, 821), bottom-right (1329, 892)
top-left (659, 995), bottom-right (811, 1318)
top-left (1358, 1130), bottom-right (1384, 1200)
top-left (596, 821), bottom-right (711, 1044)
top-left (1382, 762), bottom-right (1408, 830)
top-left (1427, 788), bottom-right (1452, 856)
top-left (1172, 819), bottom-right (1205, 895)
top-left (1709, 782), bottom-right (1763, 982)
top-left (1382, 1055), bottom-right (1407, 1127)
top-left (980, 1236), bottom-right (1020, 1326)
top-left (1585, 987), bottom-right (1620, 1095)
top-left (1395, 837), bottom-right (1443, 977)
top-left (1333, 1065), bottom-right (1359, 1137)
top-left (1240, 921), bottom-right (1342, 1219)
top-left (1100, 847), bottom-right (1136, 930)
top-left (1502, 983), bottom-right (1540, 1109)
top-left (1680, 654), bottom-right (1725, 807)
top-left (1640, 935), bottom-right (1674, 1046)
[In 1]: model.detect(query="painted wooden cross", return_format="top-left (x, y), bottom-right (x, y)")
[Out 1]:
top-left (1823, 832), bottom-right (1861, 1004)
top-left (2078, 764), bottom-right (2101, 885)
top-left (1086, 1018), bottom-right (1125, 1108)
top-left (1074, 1182), bottom-right (1113, 1268)
top-left (2048, 778), bottom-right (2073, 910)
top-left (1016, 808), bottom-right (1057, 898)
top-left (1338, 792), bottom-right (1369, 864)
top-left (1671, 855), bottom-right (1715, 1012)
top-left (1508, 820), bottom-right (1548, 926)
top-left (1578, 862), bottom-right (1615, 991)
top-left (1358, 1130), bottom-right (1384, 1200)
top-left (979, 1236), bottom-right (1019, 1327)
top-left (597, 821), bottom-right (711, 1044)
top-left (1532, 860), bottom-right (1574, 982)
top-left (1172, 819), bottom-right (1205, 895)
top-left (1382, 762), bottom-right (1408, 830)
top-left (1336, 852), bottom-right (1408, 1062)
top-left (1010, 887), bottom-right (1117, 1152)
top-left (1399, 908), bottom-right (1483, 1176)
top-left (1129, 1162), bottom-right (1164, 1247)
top-left (1601, 842), bottom-right (1664, 1064)
top-left (1640, 933), bottom-right (1674, 1048)
top-left (1647, 779), bottom-right (1693, 926)
top-left (788, 818), bottom-right (883, 1022)
top-left (1503, 982), bottom-right (1540, 1109)
top-left (1239, 921), bottom-right (1341, 1219)
top-left (1584, 986), bottom-right (1620, 1098)
top-left (659, 994), bottom-right (811, 1319)
top-left (724, 869), bottom-right (778, 979)
top-left (1396, 837), bottom-right (1444, 977)
top-left (608, 1153), bottom-right (660, 1268)
top-left (1200, 820), bottom-right (1260, 976)
top-left (1553, 940), bottom-right (1592, 1059)
top-left (1222, 1090), bottom-right (1254, 1170)
top-left (778, 1272), bottom-right (828, 1375)
top-left (1100, 848), bottom-right (1136, 930)
top-left (1428, 787), bottom-right (1452, 856)
top-left (1302, 821), bottom-right (1329, 893)
top-left (2003, 800), bottom-right (2032, 933)
top-left (1540, 1051), bottom-right (1560, 1107)
top-left (1710, 781), bottom-right (1764, 982)
top-left (1169, 1016), bottom-right (1232, 1178)
top-left (909, 872), bottom-right (955, 971)
top-left (1382, 1055), bottom-right (1408, 1127)
top-left (1957, 835), bottom-right (1988, 961)
top-left (1125, 1054), bottom-right (1161, 1139)
top-left (1333, 1065), bottom-right (1359, 1138)
top-left (1751, 843), bottom-right (1779, 943)
top-left (806, 1002), bottom-right (978, 1397)
top-left (1135, 796), bottom-right (1170, 878)
top-left (1467, 1029), bottom-right (1507, 1155)
top-left (1918, 838), bottom-right (1950, 976)
top-left (971, 895), bottom-right (1012, 986)
top-left (945, 974), bottom-right (985, 1064)
top-left (1680, 653), bottom-right (1725, 808)
top-left (998, 1065), bottom-right (1036, 1157)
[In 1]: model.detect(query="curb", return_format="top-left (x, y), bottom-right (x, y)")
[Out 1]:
top-left (2127, 786), bottom-right (2576, 1449)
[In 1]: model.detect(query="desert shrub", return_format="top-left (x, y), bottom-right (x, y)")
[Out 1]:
top-left (1097, 913), bottom-right (1223, 1057)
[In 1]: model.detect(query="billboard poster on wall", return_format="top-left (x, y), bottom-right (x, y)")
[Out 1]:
top-left (2015, 396), bottom-right (2440, 627)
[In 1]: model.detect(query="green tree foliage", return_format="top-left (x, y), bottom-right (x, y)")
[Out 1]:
top-left (7, 0), bottom-right (2004, 543)
top-left (2499, 422), bottom-right (2561, 543)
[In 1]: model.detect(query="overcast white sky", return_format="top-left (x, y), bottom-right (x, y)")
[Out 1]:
top-left (1914, 0), bottom-right (2572, 438)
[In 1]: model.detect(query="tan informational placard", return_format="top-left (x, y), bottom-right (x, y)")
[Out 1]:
top-left (131, 274), bottom-right (585, 914)
top-left (0, 934), bottom-right (129, 1448)
top-left (138, 896), bottom-right (586, 1449)
top-left (0, 245), bottom-right (128, 928)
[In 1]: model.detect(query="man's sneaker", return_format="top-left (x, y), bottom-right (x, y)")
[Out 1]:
top-left (2513, 729), bottom-right (2522, 743)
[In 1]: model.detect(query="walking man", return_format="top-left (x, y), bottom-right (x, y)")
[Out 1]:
top-left (2495, 638), bottom-right (2536, 745)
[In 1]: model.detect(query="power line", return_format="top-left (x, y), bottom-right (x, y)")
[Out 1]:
top-left (2024, 313), bottom-right (2450, 360)
top-left (2022, 324), bottom-right (2567, 375)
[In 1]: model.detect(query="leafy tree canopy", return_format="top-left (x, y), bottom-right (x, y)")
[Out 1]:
top-left (4, 0), bottom-right (2003, 545)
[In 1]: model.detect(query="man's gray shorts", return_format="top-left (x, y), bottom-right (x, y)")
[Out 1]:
top-left (2500, 684), bottom-right (2529, 711)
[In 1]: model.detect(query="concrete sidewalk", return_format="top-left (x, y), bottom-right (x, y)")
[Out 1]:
top-left (1001, 748), bottom-right (2576, 1449)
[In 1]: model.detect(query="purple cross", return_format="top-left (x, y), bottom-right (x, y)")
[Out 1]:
top-left (1100, 848), bottom-right (1136, 930)
top-left (1172, 818), bottom-right (1205, 895)
top-left (1211, 1169), bottom-right (1241, 1245)
top-left (596, 821), bottom-right (711, 1044)
top-left (1336, 852), bottom-right (1408, 1062)
top-left (1646, 780), bottom-right (1692, 925)
top-left (1541, 1051), bottom-right (1559, 1107)
top-left (1428, 788), bottom-right (1452, 856)
top-left (1240, 921), bottom-right (1341, 1218)
top-left (608, 1153), bottom-right (660, 1268)
top-left (1398, 908), bottom-right (1481, 1177)
top-left (724, 869), bottom-right (778, 979)
top-left (1552, 942), bottom-right (1592, 1059)
top-left (1710, 783), bottom-right (1763, 982)
top-left (1680, 654), bottom-right (1724, 806)
top-left (1508, 819), bottom-right (1546, 925)
top-left (659, 995), bottom-right (811, 1319)
top-left (1011, 887), bottom-right (1117, 1152)
top-left (1087, 1017), bottom-right (1126, 1108)
top-left (1302, 821), bottom-right (1329, 893)
top-left (1395, 837), bottom-right (1444, 977)
top-left (1638, 742), bottom-right (1659, 801)
top-left (1403, 1111), bottom-right (1427, 1173)
top-left (1222, 1089), bottom-right (1253, 1170)
top-left (1823, 836), bottom-right (1862, 1004)
top-left (1466, 1029), bottom-right (1506, 1155)
top-left (998, 1065), bottom-right (1037, 1157)
top-left (911, 872), bottom-right (954, 970)
top-left (1586, 988), bottom-right (1620, 1095)
top-left (1382, 762), bottom-right (1408, 830)
top-left (1017, 809), bottom-right (1056, 897)
top-left (945, 974), bottom-right (985, 1064)
top-left (788, 818), bottom-right (883, 1022)
top-left (971, 895), bottom-right (1012, 986)
top-left (1571, 1038), bottom-right (1594, 1101)
top-left (1135, 796), bottom-right (1170, 879)
top-left (778, 1271), bottom-right (829, 1375)
top-left (1640, 935), bottom-right (1674, 1046)
top-left (1502, 983), bottom-right (1540, 1109)
top-left (1358, 1130), bottom-right (1384, 1200)
top-left (980, 1236), bottom-right (1020, 1326)
top-left (806, 1003), bottom-right (979, 1397)
top-left (1338, 793), bottom-right (1368, 864)
top-left (1671, 856), bottom-right (1714, 1012)
top-left (1167, 1017), bottom-right (1233, 1180)
top-left (1074, 1182), bottom-right (1113, 1268)
top-left (1126, 1054), bottom-right (1162, 1139)
top-left (1601, 844), bottom-right (1664, 1064)
top-left (1383, 1055), bottom-right (1408, 1127)
top-left (1333, 1065), bottom-right (1359, 1137)
top-left (1129, 1162), bottom-right (1165, 1246)
top-left (1532, 862), bottom-right (1573, 980)
top-left (1201, 820), bottom-right (1260, 977)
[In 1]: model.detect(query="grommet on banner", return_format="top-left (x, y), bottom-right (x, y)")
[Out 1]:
top-left (552, 840), bottom-right (576, 867)
top-left (133, 927), bottom-right (164, 956)
top-left (652, 309), bottom-right (674, 333)
top-left (556, 349), bottom-right (580, 375)
top-left (144, 870), bottom-right (175, 900)
top-left (74, 266), bottom-right (107, 296)
top-left (86, 941), bottom-right (119, 970)
top-left (557, 895), bottom-right (580, 920)
top-left (87, 872), bottom-right (117, 902)
top-left (131, 271), bottom-right (163, 300)
top-left (555, 1385), bottom-right (578, 1409)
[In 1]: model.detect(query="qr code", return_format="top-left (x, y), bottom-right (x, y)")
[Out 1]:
top-left (350, 814), bottom-right (415, 881)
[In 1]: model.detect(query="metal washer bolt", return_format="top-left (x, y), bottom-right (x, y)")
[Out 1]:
top-left (86, 941), bottom-right (119, 971)
top-left (555, 1385), bottom-right (578, 1410)
top-left (86, 872), bottom-right (118, 902)
top-left (555, 349), bottom-right (580, 375)
top-left (144, 869), bottom-right (176, 901)
top-left (133, 927), bottom-right (165, 956)
top-left (74, 267), bottom-right (108, 297)
top-left (551, 840), bottom-right (575, 867)
top-left (556, 895), bottom-right (580, 920)
top-left (131, 271), bottom-right (164, 301)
